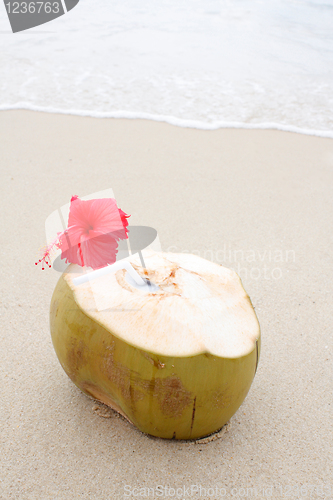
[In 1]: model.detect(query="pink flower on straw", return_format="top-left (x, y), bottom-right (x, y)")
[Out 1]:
top-left (36, 196), bottom-right (130, 270)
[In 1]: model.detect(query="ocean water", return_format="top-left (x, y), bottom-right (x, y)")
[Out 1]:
top-left (1, 0), bottom-right (333, 136)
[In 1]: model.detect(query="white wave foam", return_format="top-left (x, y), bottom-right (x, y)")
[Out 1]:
top-left (1, 103), bottom-right (333, 139)
top-left (1, 0), bottom-right (333, 137)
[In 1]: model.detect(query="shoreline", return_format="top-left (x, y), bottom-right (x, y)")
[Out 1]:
top-left (1, 105), bottom-right (333, 139)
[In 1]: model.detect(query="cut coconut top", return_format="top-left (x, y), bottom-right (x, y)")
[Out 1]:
top-left (64, 251), bottom-right (260, 358)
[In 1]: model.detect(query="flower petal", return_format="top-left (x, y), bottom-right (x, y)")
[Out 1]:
top-left (80, 233), bottom-right (119, 269)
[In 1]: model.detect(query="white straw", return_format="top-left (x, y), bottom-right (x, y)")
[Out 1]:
top-left (73, 260), bottom-right (146, 287)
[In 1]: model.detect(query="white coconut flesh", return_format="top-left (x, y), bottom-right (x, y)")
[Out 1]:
top-left (64, 251), bottom-right (260, 358)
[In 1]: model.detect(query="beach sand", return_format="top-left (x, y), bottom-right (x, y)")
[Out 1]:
top-left (1, 110), bottom-right (332, 499)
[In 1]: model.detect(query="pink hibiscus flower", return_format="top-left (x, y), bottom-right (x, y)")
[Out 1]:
top-left (36, 196), bottom-right (130, 270)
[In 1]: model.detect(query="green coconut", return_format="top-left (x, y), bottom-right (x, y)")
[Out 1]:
top-left (50, 251), bottom-right (260, 440)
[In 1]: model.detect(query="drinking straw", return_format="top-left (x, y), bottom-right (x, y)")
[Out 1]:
top-left (73, 260), bottom-right (146, 287)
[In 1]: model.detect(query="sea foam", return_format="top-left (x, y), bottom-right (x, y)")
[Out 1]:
top-left (1, 0), bottom-right (332, 137)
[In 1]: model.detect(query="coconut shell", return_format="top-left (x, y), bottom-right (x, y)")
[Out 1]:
top-left (50, 253), bottom-right (260, 440)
